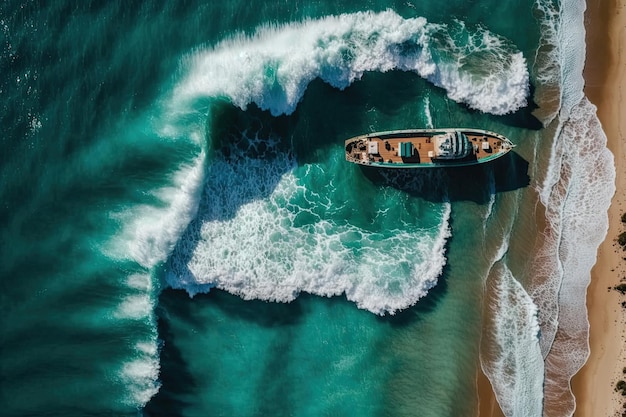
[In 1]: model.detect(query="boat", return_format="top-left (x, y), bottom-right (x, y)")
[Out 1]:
top-left (345, 128), bottom-right (515, 168)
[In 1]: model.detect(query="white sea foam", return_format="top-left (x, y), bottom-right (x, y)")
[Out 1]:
top-left (535, 97), bottom-right (614, 417)
top-left (167, 147), bottom-right (451, 315)
top-left (481, 261), bottom-right (544, 417)
top-left (115, 294), bottom-right (153, 320)
top-left (109, 154), bottom-right (205, 269)
top-left (531, 0), bottom-right (563, 125)
top-left (477, 191), bottom-right (546, 417)
top-left (106, 9), bottom-right (529, 408)
top-left (114, 274), bottom-right (155, 320)
top-left (108, 150), bottom-right (204, 407)
top-left (525, 0), bottom-right (616, 414)
top-left (121, 339), bottom-right (161, 407)
top-left (174, 10), bottom-right (529, 116)
top-left (471, 0), bottom-right (616, 414)
top-left (114, 271), bottom-right (162, 406)
top-left (423, 95), bottom-right (434, 128)
top-left (553, 0), bottom-right (586, 116)
top-left (126, 273), bottom-right (153, 292)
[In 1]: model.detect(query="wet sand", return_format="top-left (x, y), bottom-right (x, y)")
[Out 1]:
top-left (477, 0), bottom-right (625, 415)
top-left (571, 0), bottom-right (625, 415)
top-left (477, 368), bottom-right (505, 417)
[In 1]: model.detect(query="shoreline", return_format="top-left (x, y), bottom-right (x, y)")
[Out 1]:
top-left (477, 0), bottom-right (624, 414)
top-left (477, 366), bottom-right (505, 417)
top-left (571, 0), bottom-right (625, 415)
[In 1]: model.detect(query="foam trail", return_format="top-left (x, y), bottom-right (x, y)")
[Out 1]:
top-left (160, 11), bottom-right (528, 318)
top-left (102, 94), bottom-right (207, 407)
top-left (121, 150), bottom-right (205, 404)
top-left (481, 171), bottom-right (497, 235)
top-left (174, 10), bottom-right (529, 116)
top-left (531, 0), bottom-right (563, 125)
top-left (423, 95), bottom-right (434, 129)
top-left (481, 261), bottom-right (544, 417)
top-left (121, 338), bottom-right (161, 407)
top-left (162, 10), bottom-right (530, 315)
top-left (536, 98), bottom-right (614, 417)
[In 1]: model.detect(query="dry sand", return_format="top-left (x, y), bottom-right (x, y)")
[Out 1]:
top-left (571, 0), bottom-right (626, 415)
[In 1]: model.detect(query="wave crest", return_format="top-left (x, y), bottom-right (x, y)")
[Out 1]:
top-left (174, 10), bottom-right (529, 116)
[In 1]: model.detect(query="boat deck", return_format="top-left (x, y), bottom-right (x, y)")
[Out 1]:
top-left (346, 132), bottom-right (509, 166)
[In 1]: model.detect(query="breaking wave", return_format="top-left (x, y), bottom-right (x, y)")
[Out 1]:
top-left (102, 9), bottom-right (531, 404)
top-left (481, 253), bottom-right (544, 417)
top-left (174, 10), bottom-right (529, 116)
top-left (159, 9), bottom-right (529, 314)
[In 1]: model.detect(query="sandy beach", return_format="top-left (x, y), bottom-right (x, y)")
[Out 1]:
top-left (571, 0), bottom-right (626, 415)
top-left (477, 0), bottom-right (625, 415)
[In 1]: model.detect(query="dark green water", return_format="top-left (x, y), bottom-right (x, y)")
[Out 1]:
top-left (0, 1), bottom-right (614, 416)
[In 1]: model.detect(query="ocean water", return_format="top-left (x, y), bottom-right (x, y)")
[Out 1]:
top-left (0, 1), bottom-right (614, 417)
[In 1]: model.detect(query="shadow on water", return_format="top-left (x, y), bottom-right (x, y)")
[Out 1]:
top-left (144, 288), bottom-right (305, 417)
top-left (146, 278), bottom-right (448, 416)
top-left (151, 71), bottom-right (531, 414)
top-left (209, 70), bottom-right (444, 170)
top-left (376, 260), bottom-right (450, 328)
top-left (201, 289), bottom-right (307, 328)
top-left (143, 295), bottom-right (196, 417)
top-left (139, 291), bottom-right (332, 416)
top-left (144, 289), bottom-right (304, 417)
top-left (359, 150), bottom-right (530, 204)
top-left (198, 71), bottom-right (532, 223)
top-left (168, 73), bottom-right (433, 282)
top-left (147, 269), bottom-right (452, 415)
top-left (289, 71), bottom-right (434, 165)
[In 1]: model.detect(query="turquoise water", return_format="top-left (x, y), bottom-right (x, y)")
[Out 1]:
top-left (0, 1), bottom-right (614, 417)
